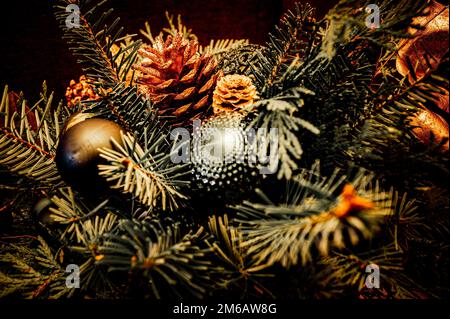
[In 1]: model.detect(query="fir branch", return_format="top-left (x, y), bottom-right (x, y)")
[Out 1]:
top-left (47, 188), bottom-right (115, 243)
top-left (248, 86), bottom-right (319, 180)
top-left (293, 44), bottom-right (375, 172)
top-left (0, 237), bottom-right (70, 298)
top-left (96, 218), bottom-right (217, 298)
top-left (54, 0), bottom-right (142, 88)
top-left (320, 0), bottom-right (429, 60)
top-left (0, 85), bottom-right (66, 187)
top-left (82, 83), bottom-right (153, 136)
top-left (200, 39), bottom-right (250, 59)
top-left (249, 3), bottom-right (317, 97)
top-left (98, 131), bottom-right (189, 212)
top-left (84, 84), bottom-right (190, 212)
top-left (386, 191), bottom-right (428, 250)
top-left (68, 213), bottom-right (119, 295)
top-left (233, 164), bottom-right (392, 268)
top-left (139, 13), bottom-right (247, 75)
top-left (206, 215), bottom-right (274, 298)
top-left (140, 12), bottom-right (198, 44)
top-left (317, 244), bottom-right (430, 298)
top-left (347, 54), bottom-right (449, 189)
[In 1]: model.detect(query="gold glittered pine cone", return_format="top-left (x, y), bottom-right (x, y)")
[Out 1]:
top-left (65, 75), bottom-right (101, 108)
top-left (212, 74), bottom-right (257, 114)
top-left (134, 32), bottom-right (222, 127)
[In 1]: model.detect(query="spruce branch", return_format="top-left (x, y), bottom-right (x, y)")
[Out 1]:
top-left (98, 131), bottom-right (189, 212)
top-left (82, 83), bottom-right (153, 136)
top-left (249, 3), bottom-right (317, 97)
top-left (0, 85), bottom-right (66, 187)
top-left (206, 215), bottom-right (274, 298)
top-left (248, 86), bottom-right (319, 180)
top-left (0, 237), bottom-right (70, 298)
top-left (233, 164), bottom-right (393, 268)
top-left (95, 218), bottom-right (217, 298)
top-left (54, 0), bottom-right (142, 88)
top-left (317, 244), bottom-right (431, 298)
top-left (320, 0), bottom-right (429, 60)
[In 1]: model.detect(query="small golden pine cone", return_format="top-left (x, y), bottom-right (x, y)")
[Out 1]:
top-left (134, 32), bottom-right (222, 127)
top-left (212, 74), bottom-right (257, 114)
top-left (65, 75), bottom-right (100, 108)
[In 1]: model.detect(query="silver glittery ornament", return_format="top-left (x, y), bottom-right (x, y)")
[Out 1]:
top-left (191, 112), bottom-right (259, 204)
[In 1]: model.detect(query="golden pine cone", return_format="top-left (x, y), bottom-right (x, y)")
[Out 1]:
top-left (134, 33), bottom-right (222, 127)
top-left (212, 74), bottom-right (257, 114)
top-left (65, 75), bottom-right (100, 108)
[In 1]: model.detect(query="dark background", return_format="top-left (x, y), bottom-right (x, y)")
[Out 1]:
top-left (0, 0), bottom-right (336, 102)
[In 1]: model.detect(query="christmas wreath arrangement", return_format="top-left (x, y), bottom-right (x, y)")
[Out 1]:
top-left (0, 0), bottom-right (448, 299)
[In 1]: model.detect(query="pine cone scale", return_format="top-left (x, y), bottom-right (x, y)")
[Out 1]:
top-left (199, 73), bottom-right (221, 94)
top-left (173, 87), bottom-right (196, 100)
top-left (172, 103), bottom-right (192, 115)
top-left (193, 95), bottom-right (210, 110)
top-left (180, 68), bottom-right (198, 83)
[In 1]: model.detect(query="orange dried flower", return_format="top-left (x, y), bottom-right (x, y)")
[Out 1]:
top-left (332, 184), bottom-right (375, 218)
top-left (65, 75), bottom-right (101, 108)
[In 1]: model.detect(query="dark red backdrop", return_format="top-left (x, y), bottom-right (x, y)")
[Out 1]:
top-left (0, 0), bottom-right (337, 101)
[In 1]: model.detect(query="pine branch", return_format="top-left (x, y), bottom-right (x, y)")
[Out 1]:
top-left (0, 85), bottom-right (66, 187)
top-left (95, 218), bottom-right (217, 298)
top-left (233, 164), bottom-right (393, 268)
top-left (98, 131), bottom-right (189, 212)
top-left (54, 0), bottom-right (142, 88)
